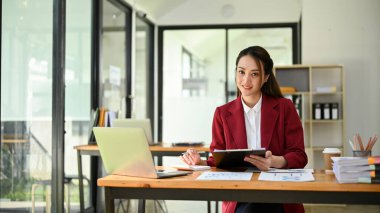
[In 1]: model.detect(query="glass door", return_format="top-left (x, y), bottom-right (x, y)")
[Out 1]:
top-left (101, 0), bottom-right (131, 117)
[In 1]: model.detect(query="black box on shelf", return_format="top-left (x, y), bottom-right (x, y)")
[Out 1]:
top-left (331, 103), bottom-right (339, 119)
top-left (313, 103), bottom-right (322, 120)
top-left (323, 103), bottom-right (331, 120)
top-left (313, 103), bottom-right (339, 120)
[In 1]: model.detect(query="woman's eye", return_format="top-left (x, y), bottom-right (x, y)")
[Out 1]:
top-left (251, 72), bottom-right (259, 77)
top-left (238, 70), bottom-right (244, 75)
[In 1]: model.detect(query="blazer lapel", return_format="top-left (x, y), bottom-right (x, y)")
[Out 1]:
top-left (226, 98), bottom-right (248, 149)
top-left (261, 95), bottom-right (279, 149)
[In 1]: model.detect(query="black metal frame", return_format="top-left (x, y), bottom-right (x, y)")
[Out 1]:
top-left (90, 0), bottom-right (133, 210)
top-left (52, 0), bottom-right (66, 212)
top-left (157, 23), bottom-right (302, 140)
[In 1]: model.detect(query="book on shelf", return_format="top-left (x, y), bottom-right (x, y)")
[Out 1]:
top-left (88, 107), bottom-right (118, 144)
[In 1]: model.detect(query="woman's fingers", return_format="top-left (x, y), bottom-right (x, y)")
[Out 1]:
top-left (180, 149), bottom-right (200, 165)
top-left (244, 152), bottom-right (272, 171)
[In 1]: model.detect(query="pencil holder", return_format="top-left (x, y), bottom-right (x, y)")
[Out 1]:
top-left (353, 150), bottom-right (371, 157)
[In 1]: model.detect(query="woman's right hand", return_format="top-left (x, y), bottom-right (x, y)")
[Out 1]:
top-left (179, 149), bottom-right (206, 165)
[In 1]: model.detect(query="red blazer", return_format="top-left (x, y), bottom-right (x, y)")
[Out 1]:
top-left (206, 95), bottom-right (307, 213)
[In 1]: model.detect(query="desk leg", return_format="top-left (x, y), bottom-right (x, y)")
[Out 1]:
top-left (77, 150), bottom-right (84, 213)
top-left (157, 155), bottom-right (163, 166)
top-left (105, 187), bottom-right (115, 213)
top-left (138, 199), bottom-right (145, 213)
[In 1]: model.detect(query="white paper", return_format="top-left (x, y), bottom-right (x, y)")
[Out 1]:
top-left (258, 172), bottom-right (315, 182)
top-left (197, 172), bottom-right (252, 181)
top-left (266, 168), bottom-right (314, 173)
top-left (171, 164), bottom-right (211, 171)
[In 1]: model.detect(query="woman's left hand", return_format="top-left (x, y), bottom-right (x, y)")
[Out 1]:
top-left (244, 150), bottom-right (272, 171)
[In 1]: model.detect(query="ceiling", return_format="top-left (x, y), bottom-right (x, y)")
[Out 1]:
top-left (127, 0), bottom-right (188, 20)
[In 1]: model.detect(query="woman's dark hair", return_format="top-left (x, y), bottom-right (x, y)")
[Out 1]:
top-left (235, 46), bottom-right (283, 98)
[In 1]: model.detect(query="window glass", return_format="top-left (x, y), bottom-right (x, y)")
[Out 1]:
top-left (1, 0), bottom-right (53, 209)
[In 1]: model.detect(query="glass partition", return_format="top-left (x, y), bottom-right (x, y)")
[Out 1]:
top-left (162, 29), bottom-right (226, 144)
top-left (1, 0), bottom-right (53, 211)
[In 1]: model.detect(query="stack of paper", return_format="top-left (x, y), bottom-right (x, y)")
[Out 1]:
top-left (332, 156), bottom-right (380, 183)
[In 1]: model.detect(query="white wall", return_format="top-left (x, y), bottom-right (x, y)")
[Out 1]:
top-left (302, 0), bottom-right (380, 156)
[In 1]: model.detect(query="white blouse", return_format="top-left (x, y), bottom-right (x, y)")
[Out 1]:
top-left (241, 95), bottom-right (262, 149)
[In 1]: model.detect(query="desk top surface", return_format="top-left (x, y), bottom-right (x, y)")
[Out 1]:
top-left (74, 144), bottom-right (210, 152)
top-left (97, 168), bottom-right (380, 193)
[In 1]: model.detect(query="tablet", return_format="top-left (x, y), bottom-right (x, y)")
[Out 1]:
top-left (212, 148), bottom-right (266, 168)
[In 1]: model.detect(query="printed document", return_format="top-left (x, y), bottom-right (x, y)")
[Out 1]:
top-left (197, 172), bottom-right (252, 180)
top-left (259, 172), bottom-right (315, 182)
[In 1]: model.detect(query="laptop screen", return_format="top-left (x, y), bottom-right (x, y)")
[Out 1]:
top-left (112, 119), bottom-right (153, 145)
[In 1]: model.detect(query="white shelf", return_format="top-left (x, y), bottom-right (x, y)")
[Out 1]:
top-left (274, 64), bottom-right (345, 170)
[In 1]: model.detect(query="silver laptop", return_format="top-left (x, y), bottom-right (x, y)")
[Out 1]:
top-left (93, 127), bottom-right (191, 178)
top-left (112, 119), bottom-right (154, 145)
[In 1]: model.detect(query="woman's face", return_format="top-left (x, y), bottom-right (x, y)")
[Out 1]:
top-left (236, 55), bottom-right (268, 99)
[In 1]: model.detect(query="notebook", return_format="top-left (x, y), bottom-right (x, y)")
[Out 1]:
top-left (112, 119), bottom-right (154, 145)
top-left (93, 127), bottom-right (191, 179)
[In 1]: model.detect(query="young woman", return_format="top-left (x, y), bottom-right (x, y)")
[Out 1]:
top-left (180, 46), bottom-right (307, 213)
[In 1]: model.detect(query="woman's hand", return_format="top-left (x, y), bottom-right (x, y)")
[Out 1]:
top-left (179, 149), bottom-right (206, 165)
top-left (244, 150), bottom-right (287, 171)
top-left (244, 150), bottom-right (273, 171)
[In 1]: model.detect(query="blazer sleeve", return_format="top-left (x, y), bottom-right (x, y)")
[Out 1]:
top-left (206, 107), bottom-right (226, 167)
top-left (282, 99), bottom-right (308, 168)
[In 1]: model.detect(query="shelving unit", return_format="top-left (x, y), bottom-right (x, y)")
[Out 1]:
top-left (274, 65), bottom-right (345, 169)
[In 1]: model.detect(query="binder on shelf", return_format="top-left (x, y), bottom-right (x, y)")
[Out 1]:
top-left (323, 103), bottom-right (331, 120)
top-left (284, 94), bottom-right (302, 119)
top-left (331, 103), bottom-right (339, 120)
top-left (88, 108), bottom-right (100, 145)
top-left (88, 107), bottom-right (119, 144)
top-left (313, 103), bottom-right (322, 120)
top-left (292, 95), bottom-right (302, 119)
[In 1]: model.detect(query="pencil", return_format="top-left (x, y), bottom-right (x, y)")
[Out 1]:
top-left (365, 137), bottom-right (372, 151)
top-left (348, 139), bottom-right (355, 150)
top-left (357, 134), bottom-right (364, 151)
top-left (368, 135), bottom-right (377, 151)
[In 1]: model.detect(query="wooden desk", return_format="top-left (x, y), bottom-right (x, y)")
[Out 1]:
top-left (74, 144), bottom-right (210, 212)
top-left (98, 169), bottom-right (380, 213)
